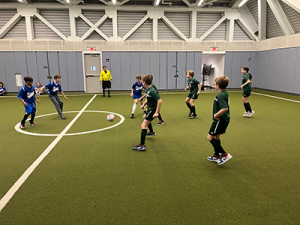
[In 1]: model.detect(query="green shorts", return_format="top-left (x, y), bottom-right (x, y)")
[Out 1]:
top-left (144, 108), bottom-right (156, 121)
top-left (188, 92), bottom-right (198, 99)
top-left (243, 89), bottom-right (251, 97)
top-left (208, 120), bottom-right (229, 136)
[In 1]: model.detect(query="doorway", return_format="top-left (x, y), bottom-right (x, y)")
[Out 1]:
top-left (202, 53), bottom-right (225, 89)
top-left (84, 53), bottom-right (102, 93)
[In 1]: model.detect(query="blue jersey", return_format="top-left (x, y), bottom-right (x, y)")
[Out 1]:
top-left (45, 81), bottom-right (62, 95)
top-left (0, 87), bottom-right (6, 94)
top-left (132, 82), bottom-right (143, 95)
top-left (17, 85), bottom-right (35, 103)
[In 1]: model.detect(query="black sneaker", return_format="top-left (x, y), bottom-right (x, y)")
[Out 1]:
top-left (102, 95), bottom-right (105, 97)
top-left (188, 111), bottom-right (193, 117)
top-left (108, 95), bottom-right (111, 98)
top-left (130, 113), bottom-right (134, 118)
top-left (132, 145), bottom-right (146, 151)
top-left (157, 121), bottom-right (164, 125)
top-left (189, 115), bottom-right (198, 119)
top-left (146, 132), bottom-right (156, 136)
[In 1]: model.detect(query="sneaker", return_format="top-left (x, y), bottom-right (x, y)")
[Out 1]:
top-left (130, 113), bottom-right (134, 118)
top-left (146, 132), bottom-right (156, 136)
top-left (207, 155), bottom-right (220, 163)
top-left (243, 112), bottom-right (249, 117)
top-left (108, 95), bottom-right (111, 98)
top-left (157, 121), bottom-right (164, 125)
top-left (188, 111), bottom-right (193, 117)
top-left (102, 95), bottom-right (105, 97)
top-left (60, 115), bottom-right (67, 119)
top-left (190, 115), bottom-right (198, 119)
top-left (30, 123), bottom-right (36, 126)
top-left (132, 145), bottom-right (146, 151)
top-left (20, 123), bottom-right (25, 129)
top-left (247, 111), bottom-right (255, 118)
top-left (217, 153), bottom-right (232, 165)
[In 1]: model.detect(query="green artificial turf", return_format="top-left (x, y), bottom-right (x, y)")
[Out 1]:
top-left (0, 90), bottom-right (300, 225)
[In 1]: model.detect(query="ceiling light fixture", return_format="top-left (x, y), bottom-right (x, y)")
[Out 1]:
top-left (18, 0), bottom-right (23, 2)
top-left (238, 0), bottom-right (248, 8)
top-left (155, 0), bottom-right (160, 6)
top-left (112, 0), bottom-right (116, 4)
top-left (197, 0), bottom-right (205, 6)
top-left (66, 0), bottom-right (70, 3)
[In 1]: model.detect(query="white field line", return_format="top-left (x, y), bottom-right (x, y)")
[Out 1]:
top-left (0, 94), bottom-right (97, 212)
top-left (252, 92), bottom-right (300, 104)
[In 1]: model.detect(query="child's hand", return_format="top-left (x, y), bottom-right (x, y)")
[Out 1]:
top-left (197, 91), bottom-right (200, 95)
top-left (241, 85), bottom-right (243, 89)
top-left (153, 113), bottom-right (158, 118)
top-left (213, 114), bottom-right (220, 120)
top-left (65, 96), bottom-right (68, 100)
top-left (185, 88), bottom-right (188, 91)
top-left (141, 105), bottom-right (144, 109)
top-left (23, 102), bottom-right (27, 107)
top-left (130, 93), bottom-right (133, 97)
top-left (36, 100), bottom-right (40, 103)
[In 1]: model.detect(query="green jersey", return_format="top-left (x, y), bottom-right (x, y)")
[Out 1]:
top-left (188, 78), bottom-right (200, 94)
top-left (152, 83), bottom-right (158, 92)
top-left (242, 73), bottom-right (251, 91)
top-left (145, 86), bottom-right (160, 109)
top-left (213, 90), bottom-right (230, 122)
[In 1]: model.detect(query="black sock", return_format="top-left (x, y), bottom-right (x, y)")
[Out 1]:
top-left (210, 139), bottom-right (226, 156)
top-left (158, 113), bottom-right (163, 121)
top-left (103, 89), bottom-right (105, 96)
top-left (108, 90), bottom-right (110, 96)
top-left (244, 103), bottom-right (248, 111)
top-left (21, 114), bottom-right (30, 124)
top-left (191, 106), bottom-right (196, 115)
top-left (246, 102), bottom-right (252, 112)
top-left (186, 102), bottom-right (191, 110)
top-left (148, 123), bottom-right (153, 133)
top-left (30, 113), bottom-right (35, 124)
top-left (140, 129), bottom-right (147, 145)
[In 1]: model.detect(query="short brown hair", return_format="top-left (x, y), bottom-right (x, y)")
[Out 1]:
top-left (215, 76), bottom-right (229, 89)
top-left (142, 74), bottom-right (152, 85)
top-left (54, 74), bottom-right (61, 79)
top-left (187, 70), bottom-right (194, 77)
top-left (24, 76), bottom-right (33, 83)
top-left (136, 74), bottom-right (141, 80)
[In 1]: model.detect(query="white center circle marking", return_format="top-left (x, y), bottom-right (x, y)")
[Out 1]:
top-left (14, 110), bottom-right (125, 137)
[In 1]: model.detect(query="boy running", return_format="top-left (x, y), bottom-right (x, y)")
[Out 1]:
top-left (41, 74), bottom-right (68, 119)
top-left (132, 75), bottom-right (162, 151)
top-left (185, 70), bottom-right (202, 119)
top-left (130, 74), bottom-right (143, 118)
top-left (207, 76), bottom-right (232, 165)
top-left (18, 76), bottom-right (40, 129)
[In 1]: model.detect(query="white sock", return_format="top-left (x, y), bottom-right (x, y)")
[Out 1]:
top-left (132, 103), bottom-right (137, 114)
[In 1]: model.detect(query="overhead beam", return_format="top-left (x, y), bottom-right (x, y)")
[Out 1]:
top-left (236, 17), bottom-right (259, 41)
top-left (266, 0), bottom-right (294, 35)
top-left (281, 0), bottom-right (300, 13)
top-left (198, 15), bottom-right (226, 41)
top-left (0, 13), bottom-right (22, 39)
top-left (79, 14), bottom-right (109, 41)
top-left (121, 15), bottom-right (149, 41)
top-left (161, 15), bottom-right (188, 41)
top-left (237, 4), bottom-right (258, 31)
top-left (258, 0), bottom-right (267, 40)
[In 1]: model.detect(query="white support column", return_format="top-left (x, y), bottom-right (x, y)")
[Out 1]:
top-left (258, 0), bottom-right (267, 40)
top-left (198, 15), bottom-right (226, 42)
top-left (25, 16), bottom-right (34, 40)
top-left (121, 15), bottom-right (149, 41)
top-left (266, 0), bottom-right (294, 35)
top-left (68, 8), bottom-right (81, 41)
top-left (190, 10), bottom-right (197, 41)
top-left (105, 9), bottom-right (118, 40)
top-left (152, 18), bottom-right (158, 41)
top-left (34, 13), bottom-right (67, 40)
top-left (161, 15), bottom-right (188, 41)
top-left (0, 13), bottom-right (22, 38)
top-left (148, 9), bottom-right (163, 42)
top-left (226, 19), bottom-right (234, 42)
top-left (281, 0), bottom-right (300, 13)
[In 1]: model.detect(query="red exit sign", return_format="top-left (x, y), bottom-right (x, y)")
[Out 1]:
top-left (210, 47), bottom-right (218, 51)
top-left (88, 47), bottom-right (96, 51)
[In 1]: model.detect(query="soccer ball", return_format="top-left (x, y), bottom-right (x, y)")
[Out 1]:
top-left (107, 114), bottom-right (115, 122)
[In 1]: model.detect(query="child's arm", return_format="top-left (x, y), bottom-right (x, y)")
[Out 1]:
top-left (19, 98), bottom-right (27, 107)
top-left (130, 88), bottom-right (134, 97)
top-left (61, 91), bottom-right (68, 100)
top-left (185, 86), bottom-right (189, 91)
top-left (138, 94), bottom-right (146, 101)
top-left (153, 99), bottom-right (162, 118)
top-left (141, 99), bottom-right (148, 109)
top-left (241, 80), bottom-right (251, 89)
top-left (35, 95), bottom-right (40, 103)
top-left (213, 108), bottom-right (228, 120)
top-left (40, 86), bottom-right (46, 91)
top-left (197, 83), bottom-right (202, 95)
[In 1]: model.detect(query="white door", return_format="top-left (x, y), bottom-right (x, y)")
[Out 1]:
top-left (84, 53), bottom-right (102, 93)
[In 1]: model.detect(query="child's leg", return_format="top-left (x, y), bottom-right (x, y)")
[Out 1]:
top-left (148, 122), bottom-right (153, 133)
top-left (140, 119), bottom-right (151, 145)
top-left (132, 99), bottom-right (138, 114)
top-left (158, 113), bottom-right (163, 121)
top-left (190, 99), bottom-right (196, 116)
top-left (207, 134), bottom-right (226, 156)
top-left (30, 112), bottom-right (35, 124)
top-left (185, 97), bottom-right (191, 110)
top-left (21, 114), bottom-right (30, 125)
top-left (49, 95), bottom-right (64, 118)
top-left (242, 97), bottom-right (252, 112)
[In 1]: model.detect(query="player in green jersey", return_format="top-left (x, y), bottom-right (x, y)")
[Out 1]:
top-left (184, 70), bottom-right (202, 119)
top-left (207, 76), bottom-right (232, 165)
top-left (241, 67), bottom-right (254, 117)
top-left (132, 75), bottom-right (162, 151)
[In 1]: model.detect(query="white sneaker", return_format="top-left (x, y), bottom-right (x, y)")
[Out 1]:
top-left (207, 155), bottom-right (220, 163)
top-left (217, 153), bottom-right (232, 165)
top-left (247, 111), bottom-right (255, 118)
top-left (243, 112), bottom-right (249, 117)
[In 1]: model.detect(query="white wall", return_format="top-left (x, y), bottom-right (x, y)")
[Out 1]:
top-left (202, 54), bottom-right (225, 87)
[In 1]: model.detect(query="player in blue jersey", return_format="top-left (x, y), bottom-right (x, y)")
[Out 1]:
top-left (0, 82), bottom-right (6, 96)
top-left (41, 74), bottom-right (68, 119)
top-left (130, 74), bottom-right (144, 118)
top-left (17, 76), bottom-right (40, 129)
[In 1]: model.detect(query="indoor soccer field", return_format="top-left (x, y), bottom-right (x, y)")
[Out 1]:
top-left (0, 89), bottom-right (300, 225)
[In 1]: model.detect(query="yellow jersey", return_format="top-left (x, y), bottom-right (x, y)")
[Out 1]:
top-left (100, 70), bottom-right (112, 81)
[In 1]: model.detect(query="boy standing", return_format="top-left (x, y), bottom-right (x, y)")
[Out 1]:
top-left (207, 76), bottom-right (232, 165)
top-left (41, 74), bottom-right (68, 119)
top-left (17, 76), bottom-right (40, 129)
top-left (130, 74), bottom-right (144, 118)
top-left (100, 66), bottom-right (113, 97)
top-left (185, 70), bottom-right (202, 119)
top-left (132, 75), bottom-right (162, 151)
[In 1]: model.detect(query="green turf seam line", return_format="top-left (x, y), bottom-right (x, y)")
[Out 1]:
top-left (0, 94), bottom-right (97, 212)
top-left (252, 92), bottom-right (300, 104)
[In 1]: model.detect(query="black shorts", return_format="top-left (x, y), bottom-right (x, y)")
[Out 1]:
top-left (208, 120), bottom-right (229, 136)
top-left (144, 108), bottom-right (156, 121)
top-left (188, 92), bottom-right (198, 99)
top-left (102, 81), bottom-right (111, 89)
top-left (243, 89), bottom-right (251, 97)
